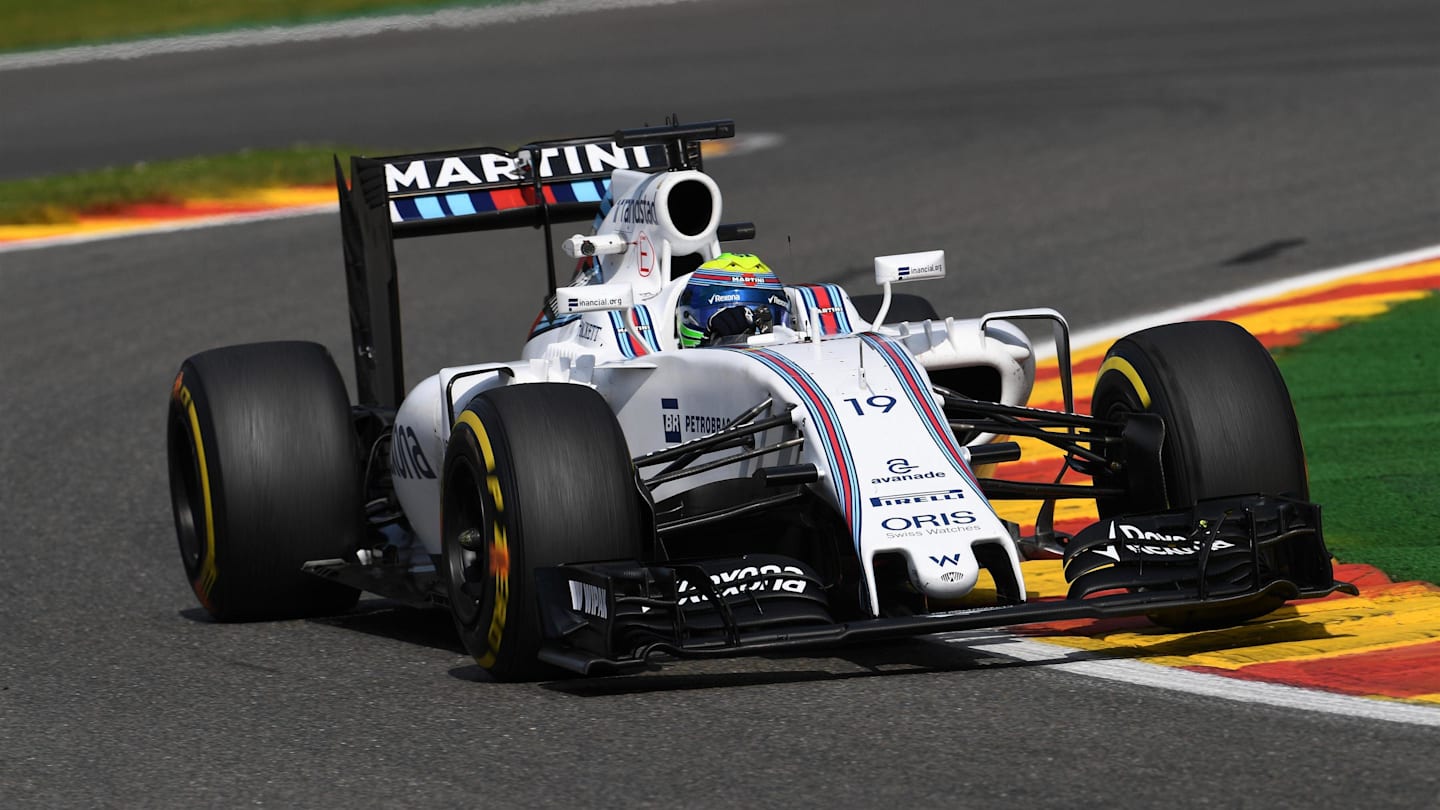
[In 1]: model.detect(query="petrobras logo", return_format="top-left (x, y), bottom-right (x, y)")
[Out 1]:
top-left (707, 292), bottom-right (743, 304)
top-left (684, 414), bottom-right (727, 435)
top-left (870, 488), bottom-right (965, 508)
top-left (660, 396), bottom-right (726, 441)
top-left (676, 563), bottom-right (809, 606)
top-left (662, 397), bottom-right (681, 443)
top-left (383, 142), bottom-right (658, 193)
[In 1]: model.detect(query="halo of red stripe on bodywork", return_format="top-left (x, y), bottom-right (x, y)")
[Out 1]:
top-left (859, 333), bottom-right (983, 492)
top-left (729, 347), bottom-right (862, 548)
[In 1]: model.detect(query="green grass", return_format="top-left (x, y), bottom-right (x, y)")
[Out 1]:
top-left (0, 147), bottom-right (364, 224)
top-left (0, 0), bottom-right (519, 52)
top-left (1274, 292), bottom-right (1440, 584)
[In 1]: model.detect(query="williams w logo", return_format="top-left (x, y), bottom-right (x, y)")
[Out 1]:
top-left (929, 553), bottom-right (966, 567)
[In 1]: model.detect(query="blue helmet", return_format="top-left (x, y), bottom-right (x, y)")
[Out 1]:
top-left (676, 253), bottom-right (790, 348)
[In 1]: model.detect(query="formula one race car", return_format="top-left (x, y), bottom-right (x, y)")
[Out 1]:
top-left (167, 119), bottom-right (1352, 680)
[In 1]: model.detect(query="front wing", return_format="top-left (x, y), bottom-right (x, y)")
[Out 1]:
top-left (534, 495), bottom-right (1354, 675)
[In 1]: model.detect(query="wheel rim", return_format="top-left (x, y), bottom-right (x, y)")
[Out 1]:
top-left (167, 410), bottom-right (206, 573)
top-left (444, 462), bottom-right (488, 627)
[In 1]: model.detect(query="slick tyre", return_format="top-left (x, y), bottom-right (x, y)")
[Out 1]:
top-left (850, 293), bottom-right (938, 326)
top-left (167, 341), bottom-right (362, 621)
top-left (1090, 320), bottom-right (1308, 629)
top-left (442, 384), bottom-right (645, 682)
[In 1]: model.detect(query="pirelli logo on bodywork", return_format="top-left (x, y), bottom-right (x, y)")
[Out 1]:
top-left (870, 488), bottom-right (965, 508)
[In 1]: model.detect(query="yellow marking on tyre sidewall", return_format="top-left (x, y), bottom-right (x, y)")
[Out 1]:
top-left (1096, 356), bottom-right (1150, 408)
top-left (177, 383), bottom-right (218, 607)
top-left (487, 474), bottom-right (504, 512)
top-left (456, 410), bottom-right (508, 669)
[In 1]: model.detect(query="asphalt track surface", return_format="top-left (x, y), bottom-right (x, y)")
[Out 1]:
top-left (3, 0), bottom-right (1439, 805)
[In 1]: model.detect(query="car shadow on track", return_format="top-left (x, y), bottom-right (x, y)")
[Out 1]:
top-left (179, 600), bottom-right (465, 655)
top-left (530, 605), bottom-right (1352, 696)
top-left (529, 636), bottom-right (1047, 696)
top-left (305, 600), bottom-right (468, 655)
top-left (184, 598), bottom-right (1347, 692)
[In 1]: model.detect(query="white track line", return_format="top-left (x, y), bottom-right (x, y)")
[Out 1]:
top-left (1063, 243), bottom-right (1440, 351)
top-left (0, 0), bottom-right (714, 72)
top-left (941, 632), bottom-right (1440, 729)
top-left (1019, 242), bottom-right (1440, 363)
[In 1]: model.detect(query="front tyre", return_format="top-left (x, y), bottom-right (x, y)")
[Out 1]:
top-left (167, 341), bottom-right (362, 621)
top-left (1089, 321), bottom-right (1309, 629)
top-left (442, 384), bottom-right (645, 681)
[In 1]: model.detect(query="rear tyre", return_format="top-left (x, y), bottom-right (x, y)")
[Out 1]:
top-left (1089, 321), bottom-right (1308, 629)
top-left (167, 341), bottom-right (362, 621)
top-left (442, 384), bottom-right (645, 681)
top-left (850, 293), bottom-right (938, 326)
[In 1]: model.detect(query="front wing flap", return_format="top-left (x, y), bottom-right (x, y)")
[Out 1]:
top-left (535, 496), bottom-right (1353, 675)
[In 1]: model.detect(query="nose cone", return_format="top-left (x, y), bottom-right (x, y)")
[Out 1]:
top-left (909, 545), bottom-right (980, 600)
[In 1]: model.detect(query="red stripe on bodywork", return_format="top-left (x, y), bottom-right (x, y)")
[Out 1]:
top-left (865, 336), bottom-right (970, 466)
top-left (626, 310), bottom-right (649, 356)
top-left (812, 285), bottom-right (841, 334)
top-left (754, 350), bottom-right (854, 528)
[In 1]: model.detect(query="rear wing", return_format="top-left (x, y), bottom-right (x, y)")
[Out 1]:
top-left (336, 119), bottom-right (735, 410)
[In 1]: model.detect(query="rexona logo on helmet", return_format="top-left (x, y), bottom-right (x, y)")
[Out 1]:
top-left (676, 253), bottom-right (791, 348)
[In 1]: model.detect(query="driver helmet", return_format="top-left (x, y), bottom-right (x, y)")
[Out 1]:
top-left (676, 253), bottom-right (790, 348)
